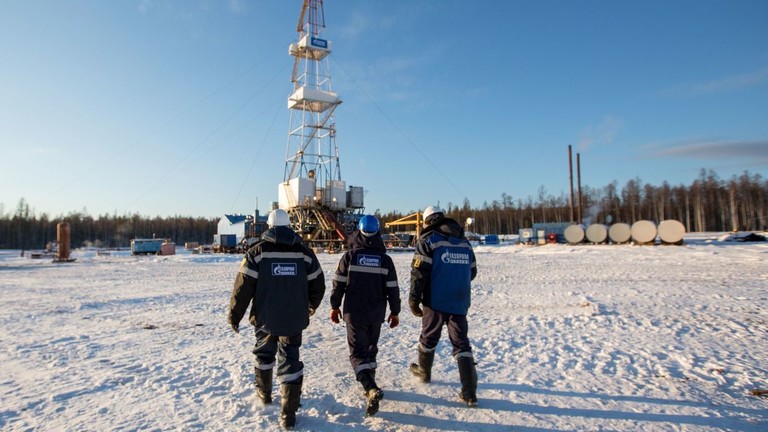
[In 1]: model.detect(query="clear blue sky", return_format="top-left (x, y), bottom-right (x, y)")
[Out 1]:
top-left (2, 0), bottom-right (767, 218)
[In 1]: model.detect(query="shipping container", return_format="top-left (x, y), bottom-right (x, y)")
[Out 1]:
top-left (518, 228), bottom-right (534, 244)
top-left (159, 242), bottom-right (176, 256)
top-left (532, 222), bottom-right (572, 244)
top-left (215, 234), bottom-right (238, 248)
top-left (131, 239), bottom-right (163, 255)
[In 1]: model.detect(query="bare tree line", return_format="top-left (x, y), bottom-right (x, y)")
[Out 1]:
top-left (377, 169), bottom-right (767, 236)
top-left (0, 204), bottom-right (217, 250)
top-left (2, 169), bottom-right (766, 250)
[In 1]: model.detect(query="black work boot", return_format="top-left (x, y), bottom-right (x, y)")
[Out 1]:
top-left (409, 348), bottom-right (435, 383)
top-left (457, 355), bottom-right (478, 407)
top-left (280, 383), bottom-right (302, 429)
top-left (254, 367), bottom-right (273, 404)
top-left (365, 387), bottom-right (384, 417)
top-left (356, 369), bottom-right (384, 416)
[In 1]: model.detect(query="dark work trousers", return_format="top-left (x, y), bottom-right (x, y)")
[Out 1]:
top-left (419, 306), bottom-right (472, 356)
top-left (252, 327), bottom-right (304, 384)
top-left (345, 321), bottom-right (382, 374)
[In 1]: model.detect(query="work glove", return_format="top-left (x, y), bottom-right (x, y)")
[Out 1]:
top-left (387, 314), bottom-right (399, 328)
top-left (308, 307), bottom-right (316, 317)
top-left (409, 299), bottom-right (423, 317)
top-left (330, 308), bottom-right (341, 324)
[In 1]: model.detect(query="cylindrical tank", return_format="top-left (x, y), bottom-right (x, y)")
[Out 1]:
top-left (564, 224), bottom-right (585, 244)
top-left (630, 220), bottom-right (657, 244)
top-left (57, 222), bottom-right (71, 260)
top-left (658, 219), bottom-right (685, 244)
top-left (608, 223), bottom-right (631, 244)
top-left (585, 224), bottom-right (608, 244)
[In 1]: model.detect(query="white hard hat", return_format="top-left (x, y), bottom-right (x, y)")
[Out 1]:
top-left (423, 205), bottom-right (444, 223)
top-left (267, 209), bottom-right (290, 227)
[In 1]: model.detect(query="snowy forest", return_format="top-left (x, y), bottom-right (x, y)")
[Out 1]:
top-left (1, 169), bottom-right (766, 250)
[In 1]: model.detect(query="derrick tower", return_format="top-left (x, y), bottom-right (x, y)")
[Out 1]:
top-left (278, 0), bottom-right (364, 249)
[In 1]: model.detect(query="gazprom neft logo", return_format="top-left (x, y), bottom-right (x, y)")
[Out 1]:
top-left (272, 263), bottom-right (297, 276)
top-left (311, 37), bottom-right (328, 49)
top-left (440, 250), bottom-right (470, 265)
top-left (357, 254), bottom-right (381, 267)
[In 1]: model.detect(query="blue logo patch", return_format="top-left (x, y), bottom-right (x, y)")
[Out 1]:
top-left (440, 250), bottom-right (470, 265)
top-left (357, 254), bottom-right (381, 267)
top-left (272, 263), bottom-right (297, 276)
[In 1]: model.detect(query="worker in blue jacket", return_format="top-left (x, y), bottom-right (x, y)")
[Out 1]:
top-left (408, 205), bottom-right (479, 407)
top-left (228, 209), bottom-right (325, 429)
top-left (330, 215), bottom-right (401, 416)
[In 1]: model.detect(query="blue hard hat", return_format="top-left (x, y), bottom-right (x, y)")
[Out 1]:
top-left (358, 215), bottom-right (380, 236)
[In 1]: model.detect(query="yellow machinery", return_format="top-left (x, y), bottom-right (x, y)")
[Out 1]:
top-left (384, 212), bottom-right (424, 238)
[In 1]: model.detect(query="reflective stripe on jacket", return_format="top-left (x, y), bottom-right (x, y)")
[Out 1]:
top-left (410, 217), bottom-right (476, 315)
top-left (331, 230), bottom-right (401, 324)
top-left (229, 226), bottom-right (325, 336)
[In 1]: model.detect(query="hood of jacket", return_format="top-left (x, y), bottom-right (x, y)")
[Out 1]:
top-left (347, 229), bottom-right (387, 251)
top-left (421, 217), bottom-right (464, 239)
top-left (261, 225), bottom-right (302, 247)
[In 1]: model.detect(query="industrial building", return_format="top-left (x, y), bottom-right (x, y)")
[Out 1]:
top-left (216, 212), bottom-right (268, 251)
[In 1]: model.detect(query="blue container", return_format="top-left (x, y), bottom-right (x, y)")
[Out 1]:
top-left (216, 234), bottom-right (237, 248)
top-left (131, 239), bottom-right (163, 255)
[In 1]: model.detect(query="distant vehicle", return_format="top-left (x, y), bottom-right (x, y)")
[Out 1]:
top-left (130, 239), bottom-right (164, 255)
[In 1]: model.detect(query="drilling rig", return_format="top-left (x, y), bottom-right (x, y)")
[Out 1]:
top-left (277, 0), bottom-right (364, 250)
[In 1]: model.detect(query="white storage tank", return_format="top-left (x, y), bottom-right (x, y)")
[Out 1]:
top-left (564, 224), bottom-right (585, 244)
top-left (631, 220), bottom-right (657, 244)
top-left (608, 223), bottom-right (631, 244)
top-left (585, 224), bottom-right (608, 244)
top-left (658, 219), bottom-right (685, 244)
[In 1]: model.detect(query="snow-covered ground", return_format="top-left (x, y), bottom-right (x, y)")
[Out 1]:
top-left (1, 234), bottom-right (767, 431)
